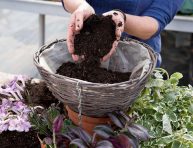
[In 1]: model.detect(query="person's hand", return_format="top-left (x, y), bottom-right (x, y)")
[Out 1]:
top-left (67, 1), bottom-right (95, 61)
top-left (102, 10), bottom-right (126, 61)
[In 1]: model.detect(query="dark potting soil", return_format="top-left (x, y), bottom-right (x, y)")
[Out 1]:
top-left (0, 130), bottom-right (40, 148)
top-left (57, 62), bottom-right (131, 83)
top-left (22, 80), bottom-right (59, 109)
top-left (74, 14), bottom-right (116, 65)
top-left (57, 15), bottom-right (131, 83)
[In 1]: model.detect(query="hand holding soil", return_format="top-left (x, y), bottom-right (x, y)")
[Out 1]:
top-left (67, 7), bottom-right (125, 62)
top-left (67, 1), bottom-right (95, 61)
top-left (58, 14), bottom-right (130, 84)
top-left (102, 10), bottom-right (125, 61)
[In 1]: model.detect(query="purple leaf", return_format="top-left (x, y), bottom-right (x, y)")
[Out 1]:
top-left (70, 138), bottom-right (87, 148)
top-left (108, 134), bottom-right (133, 148)
top-left (96, 140), bottom-right (113, 148)
top-left (62, 132), bottom-right (77, 141)
top-left (53, 115), bottom-right (64, 133)
top-left (69, 127), bottom-right (91, 145)
top-left (108, 113), bottom-right (124, 128)
top-left (127, 124), bottom-right (151, 141)
top-left (94, 125), bottom-right (114, 139)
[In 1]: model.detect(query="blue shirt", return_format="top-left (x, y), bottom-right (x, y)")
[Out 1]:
top-left (62, 0), bottom-right (184, 66)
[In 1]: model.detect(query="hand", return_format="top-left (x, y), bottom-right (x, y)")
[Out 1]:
top-left (67, 1), bottom-right (95, 61)
top-left (102, 10), bottom-right (125, 61)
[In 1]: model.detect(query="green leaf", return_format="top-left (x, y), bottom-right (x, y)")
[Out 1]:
top-left (173, 122), bottom-right (180, 129)
top-left (170, 73), bottom-right (183, 80)
top-left (183, 134), bottom-right (193, 142)
top-left (186, 123), bottom-right (193, 132)
top-left (164, 92), bottom-right (176, 103)
top-left (157, 135), bottom-right (174, 146)
top-left (162, 114), bottom-right (173, 134)
top-left (154, 112), bottom-right (162, 121)
top-left (167, 111), bottom-right (178, 122)
top-left (154, 71), bottom-right (163, 79)
top-left (145, 79), bottom-right (164, 88)
top-left (188, 104), bottom-right (193, 114)
top-left (171, 140), bottom-right (182, 148)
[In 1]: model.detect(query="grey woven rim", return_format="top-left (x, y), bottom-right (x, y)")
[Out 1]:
top-left (34, 38), bottom-right (157, 117)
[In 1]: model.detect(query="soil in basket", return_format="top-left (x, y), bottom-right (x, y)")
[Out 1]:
top-left (57, 14), bottom-right (131, 83)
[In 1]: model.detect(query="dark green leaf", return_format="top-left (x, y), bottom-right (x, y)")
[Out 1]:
top-left (188, 104), bottom-right (193, 114)
top-left (171, 140), bottom-right (181, 148)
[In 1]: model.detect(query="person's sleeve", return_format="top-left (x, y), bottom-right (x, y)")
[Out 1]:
top-left (142, 0), bottom-right (184, 36)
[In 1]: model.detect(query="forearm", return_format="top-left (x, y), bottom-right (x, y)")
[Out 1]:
top-left (62, 0), bottom-right (85, 13)
top-left (124, 14), bottom-right (159, 40)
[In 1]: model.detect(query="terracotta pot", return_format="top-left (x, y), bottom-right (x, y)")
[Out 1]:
top-left (66, 106), bottom-right (111, 135)
top-left (41, 143), bottom-right (46, 148)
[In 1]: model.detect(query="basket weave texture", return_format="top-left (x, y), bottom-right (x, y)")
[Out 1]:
top-left (34, 39), bottom-right (157, 117)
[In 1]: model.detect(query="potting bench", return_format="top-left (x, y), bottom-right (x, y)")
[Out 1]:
top-left (0, 0), bottom-right (193, 46)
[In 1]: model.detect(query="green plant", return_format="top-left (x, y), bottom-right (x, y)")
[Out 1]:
top-left (131, 68), bottom-right (193, 147)
top-left (29, 104), bottom-right (73, 148)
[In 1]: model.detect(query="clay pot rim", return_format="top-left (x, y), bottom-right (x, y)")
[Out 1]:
top-left (66, 106), bottom-right (111, 124)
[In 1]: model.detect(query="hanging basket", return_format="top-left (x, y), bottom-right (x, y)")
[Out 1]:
top-left (34, 38), bottom-right (157, 117)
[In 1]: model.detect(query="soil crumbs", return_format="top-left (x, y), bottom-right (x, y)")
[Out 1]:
top-left (57, 14), bottom-right (131, 83)
top-left (0, 130), bottom-right (40, 148)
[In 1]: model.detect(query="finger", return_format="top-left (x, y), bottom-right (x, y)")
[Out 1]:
top-left (67, 14), bottom-right (76, 54)
top-left (111, 14), bottom-right (124, 37)
top-left (102, 41), bottom-right (118, 61)
top-left (72, 54), bottom-right (79, 61)
top-left (75, 12), bottom-right (84, 31)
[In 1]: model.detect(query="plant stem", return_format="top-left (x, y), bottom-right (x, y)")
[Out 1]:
top-left (53, 131), bottom-right (57, 148)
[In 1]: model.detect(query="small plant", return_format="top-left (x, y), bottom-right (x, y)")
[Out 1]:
top-left (64, 111), bottom-right (151, 148)
top-left (0, 75), bottom-right (32, 133)
top-left (131, 68), bottom-right (193, 147)
top-left (30, 104), bottom-right (150, 148)
top-left (29, 104), bottom-right (73, 148)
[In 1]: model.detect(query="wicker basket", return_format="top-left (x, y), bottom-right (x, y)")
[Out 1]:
top-left (34, 39), bottom-right (157, 117)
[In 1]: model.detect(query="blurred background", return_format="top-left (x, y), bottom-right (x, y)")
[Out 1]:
top-left (0, 0), bottom-right (192, 85)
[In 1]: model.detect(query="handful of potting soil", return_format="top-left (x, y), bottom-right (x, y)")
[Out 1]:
top-left (74, 14), bottom-right (116, 65)
top-left (57, 15), bottom-right (131, 83)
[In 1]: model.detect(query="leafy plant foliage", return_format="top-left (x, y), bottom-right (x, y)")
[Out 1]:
top-left (131, 68), bottom-right (193, 147)
top-left (30, 104), bottom-right (150, 148)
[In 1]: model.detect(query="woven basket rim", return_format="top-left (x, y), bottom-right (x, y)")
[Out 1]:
top-left (34, 38), bottom-right (157, 87)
